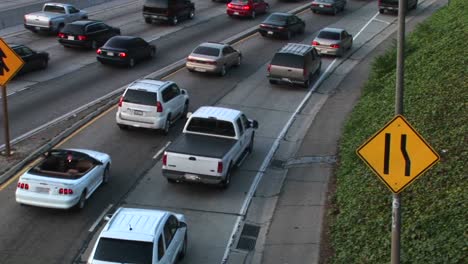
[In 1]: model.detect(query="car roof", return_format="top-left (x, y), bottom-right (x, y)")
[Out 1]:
top-left (127, 79), bottom-right (171, 93)
top-left (68, 20), bottom-right (101, 26)
top-left (198, 42), bottom-right (226, 49)
top-left (191, 106), bottom-right (241, 122)
top-left (320, 27), bottom-right (345, 33)
top-left (269, 12), bottom-right (292, 17)
top-left (101, 207), bottom-right (168, 242)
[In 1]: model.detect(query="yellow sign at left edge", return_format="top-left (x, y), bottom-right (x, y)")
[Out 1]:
top-left (0, 37), bottom-right (24, 86)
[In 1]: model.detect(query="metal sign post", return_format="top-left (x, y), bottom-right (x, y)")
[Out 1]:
top-left (1, 85), bottom-right (11, 156)
top-left (392, 0), bottom-right (407, 262)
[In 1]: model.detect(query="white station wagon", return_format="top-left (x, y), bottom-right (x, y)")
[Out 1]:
top-left (15, 148), bottom-right (111, 210)
top-left (88, 207), bottom-right (188, 264)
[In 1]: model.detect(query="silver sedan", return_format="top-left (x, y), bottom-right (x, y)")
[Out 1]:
top-left (186, 42), bottom-right (242, 76)
top-left (312, 27), bottom-right (353, 57)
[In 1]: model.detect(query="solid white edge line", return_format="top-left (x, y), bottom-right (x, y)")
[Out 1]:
top-left (221, 11), bottom-right (382, 264)
top-left (153, 141), bottom-right (171, 159)
top-left (88, 203), bottom-right (113, 232)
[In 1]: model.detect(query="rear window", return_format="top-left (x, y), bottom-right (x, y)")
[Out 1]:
top-left (271, 53), bottom-right (304, 68)
top-left (193, 46), bottom-right (220, 57)
top-left (105, 37), bottom-right (132, 48)
top-left (265, 14), bottom-right (288, 24)
top-left (144, 0), bottom-right (169, 8)
top-left (62, 24), bottom-right (85, 34)
top-left (186, 117), bottom-right (236, 137)
top-left (231, 0), bottom-right (249, 4)
top-left (317, 31), bottom-right (340, 40)
top-left (93, 238), bottom-right (153, 263)
top-left (43, 5), bottom-right (66, 13)
top-left (123, 89), bottom-right (157, 106)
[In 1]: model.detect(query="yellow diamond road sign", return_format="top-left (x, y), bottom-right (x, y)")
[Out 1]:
top-left (0, 37), bottom-right (24, 86)
top-left (357, 115), bottom-right (439, 193)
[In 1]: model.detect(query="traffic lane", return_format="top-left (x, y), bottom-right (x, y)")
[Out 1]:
top-left (0, 0), bottom-right (350, 141)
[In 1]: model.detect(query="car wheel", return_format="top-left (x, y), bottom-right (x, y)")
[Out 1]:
top-left (219, 65), bottom-right (227, 76)
top-left (145, 17), bottom-right (152, 24)
top-left (128, 58), bottom-right (135, 68)
top-left (247, 133), bottom-right (254, 153)
top-left (189, 9), bottom-right (195, 19)
top-left (312, 9), bottom-right (317, 14)
top-left (150, 48), bottom-right (156, 58)
top-left (171, 16), bottom-right (178, 25)
top-left (235, 55), bottom-right (241, 67)
top-left (220, 165), bottom-right (232, 189)
top-left (77, 191), bottom-right (86, 210)
top-left (178, 233), bottom-right (188, 260)
top-left (40, 59), bottom-right (48, 69)
top-left (167, 178), bottom-right (177, 184)
top-left (379, 9), bottom-right (385, 14)
top-left (251, 11), bottom-right (256, 19)
top-left (183, 102), bottom-right (189, 117)
top-left (118, 124), bottom-right (128, 130)
top-left (91, 40), bottom-right (98, 50)
top-left (303, 77), bottom-right (310, 88)
top-left (102, 166), bottom-right (110, 184)
top-left (269, 79), bottom-right (277, 85)
top-left (162, 115), bottom-right (171, 135)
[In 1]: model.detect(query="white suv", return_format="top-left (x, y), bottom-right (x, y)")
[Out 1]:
top-left (116, 79), bottom-right (189, 134)
top-left (88, 207), bottom-right (188, 264)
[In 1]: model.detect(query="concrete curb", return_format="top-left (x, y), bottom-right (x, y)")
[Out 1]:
top-left (0, 2), bottom-right (313, 186)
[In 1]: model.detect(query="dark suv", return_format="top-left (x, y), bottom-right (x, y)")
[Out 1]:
top-left (378, 0), bottom-right (418, 14)
top-left (143, 0), bottom-right (195, 25)
top-left (58, 20), bottom-right (120, 49)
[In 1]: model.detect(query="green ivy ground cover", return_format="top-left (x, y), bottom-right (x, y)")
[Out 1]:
top-left (329, 0), bottom-right (467, 263)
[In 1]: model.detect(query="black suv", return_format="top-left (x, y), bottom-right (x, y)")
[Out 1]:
top-left (143, 0), bottom-right (195, 25)
top-left (58, 20), bottom-right (121, 49)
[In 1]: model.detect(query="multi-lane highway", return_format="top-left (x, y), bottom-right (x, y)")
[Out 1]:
top-left (0, 0), bottom-right (444, 263)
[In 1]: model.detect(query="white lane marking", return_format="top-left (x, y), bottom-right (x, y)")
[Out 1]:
top-left (153, 141), bottom-right (171, 159)
top-left (221, 11), bottom-right (383, 264)
top-left (88, 203), bottom-right (113, 233)
top-left (374, 18), bottom-right (392, 25)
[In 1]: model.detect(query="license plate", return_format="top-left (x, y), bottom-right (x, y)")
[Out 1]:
top-left (133, 110), bottom-right (143, 116)
top-left (185, 173), bottom-right (199, 181)
top-left (67, 36), bottom-right (74, 40)
top-left (35, 26), bottom-right (41, 31)
top-left (267, 31), bottom-right (273, 35)
top-left (195, 68), bottom-right (206, 72)
top-left (320, 4), bottom-right (324, 7)
top-left (36, 187), bottom-right (50, 193)
top-left (234, 12), bottom-right (239, 15)
top-left (107, 52), bottom-right (114, 56)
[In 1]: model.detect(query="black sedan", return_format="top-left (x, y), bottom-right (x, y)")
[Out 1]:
top-left (259, 12), bottom-right (305, 40)
top-left (58, 20), bottom-right (121, 49)
top-left (96, 36), bottom-right (156, 67)
top-left (12, 44), bottom-right (49, 75)
top-left (311, 0), bottom-right (346, 15)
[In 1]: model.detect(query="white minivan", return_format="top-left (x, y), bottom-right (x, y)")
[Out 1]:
top-left (116, 79), bottom-right (189, 134)
top-left (88, 207), bottom-right (188, 264)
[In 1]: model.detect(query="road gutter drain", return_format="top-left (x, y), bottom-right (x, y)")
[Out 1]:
top-left (236, 224), bottom-right (260, 251)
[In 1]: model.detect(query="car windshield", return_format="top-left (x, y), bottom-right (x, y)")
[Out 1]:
top-left (315, 0), bottom-right (335, 3)
top-left (193, 46), bottom-right (220, 57)
top-left (186, 117), bottom-right (236, 137)
top-left (231, 0), bottom-right (250, 4)
top-left (271, 53), bottom-right (304, 68)
top-left (62, 24), bottom-right (84, 34)
top-left (317, 31), bottom-right (341, 40)
top-left (264, 14), bottom-right (288, 24)
top-left (93, 238), bottom-right (153, 263)
top-left (105, 37), bottom-right (132, 49)
top-left (123, 89), bottom-right (157, 106)
top-left (144, 0), bottom-right (169, 8)
top-left (43, 5), bottom-right (66, 13)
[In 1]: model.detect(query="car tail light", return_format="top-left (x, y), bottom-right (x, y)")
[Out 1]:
top-left (330, 44), bottom-right (340, 49)
top-left (187, 57), bottom-right (196, 62)
top-left (303, 68), bottom-right (307, 77)
top-left (243, 5), bottom-right (251, 10)
top-left (205, 60), bottom-right (216, 65)
top-left (118, 96), bottom-right (123, 107)
top-left (59, 188), bottom-right (74, 195)
top-left (227, 3), bottom-right (233, 8)
top-left (156, 101), bottom-right (163, 112)
top-left (96, 48), bottom-right (102, 55)
top-left (162, 154), bottom-right (167, 166)
top-left (58, 32), bottom-right (65, 38)
top-left (312, 41), bottom-right (319, 46)
top-left (118, 52), bottom-right (127, 58)
top-left (267, 64), bottom-right (271, 72)
top-left (17, 182), bottom-right (29, 190)
top-left (77, 35), bottom-right (87, 41)
top-left (217, 161), bottom-right (223, 173)
top-left (260, 24), bottom-right (266, 28)
top-left (312, 3), bottom-right (319, 6)
top-left (277, 26), bottom-right (285, 31)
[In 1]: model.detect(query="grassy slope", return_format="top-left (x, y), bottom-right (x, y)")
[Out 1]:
top-left (330, 0), bottom-right (467, 263)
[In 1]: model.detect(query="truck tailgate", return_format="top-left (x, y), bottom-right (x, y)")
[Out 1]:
top-left (25, 12), bottom-right (56, 27)
top-left (165, 152), bottom-right (220, 176)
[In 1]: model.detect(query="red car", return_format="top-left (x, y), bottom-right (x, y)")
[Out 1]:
top-left (227, 0), bottom-right (269, 19)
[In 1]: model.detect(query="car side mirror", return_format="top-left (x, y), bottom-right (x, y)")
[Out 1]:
top-left (251, 120), bottom-right (259, 129)
top-left (181, 90), bottom-right (186, 94)
top-left (104, 214), bottom-right (112, 221)
top-left (179, 222), bottom-right (187, 228)
top-left (186, 112), bottom-right (192, 119)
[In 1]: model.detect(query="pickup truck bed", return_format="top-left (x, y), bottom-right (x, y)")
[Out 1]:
top-left (167, 134), bottom-right (236, 159)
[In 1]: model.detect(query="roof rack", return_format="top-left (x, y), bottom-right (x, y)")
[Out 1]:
top-left (278, 43), bottom-right (313, 56)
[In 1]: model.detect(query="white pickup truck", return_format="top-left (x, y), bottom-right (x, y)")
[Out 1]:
top-left (162, 106), bottom-right (258, 188)
top-left (24, 3), bottom-right (88, 33)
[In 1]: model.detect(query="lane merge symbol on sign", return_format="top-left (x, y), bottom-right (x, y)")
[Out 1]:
top-left (357, 115), bottom-right (440, 193)
top-left (0, 48), bottom-right (10, 76)
top-left (0, 37), bottom-right (25, 86)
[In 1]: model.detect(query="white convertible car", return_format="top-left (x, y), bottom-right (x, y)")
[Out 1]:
top-left (15, 148), bottom-right (111, 210)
